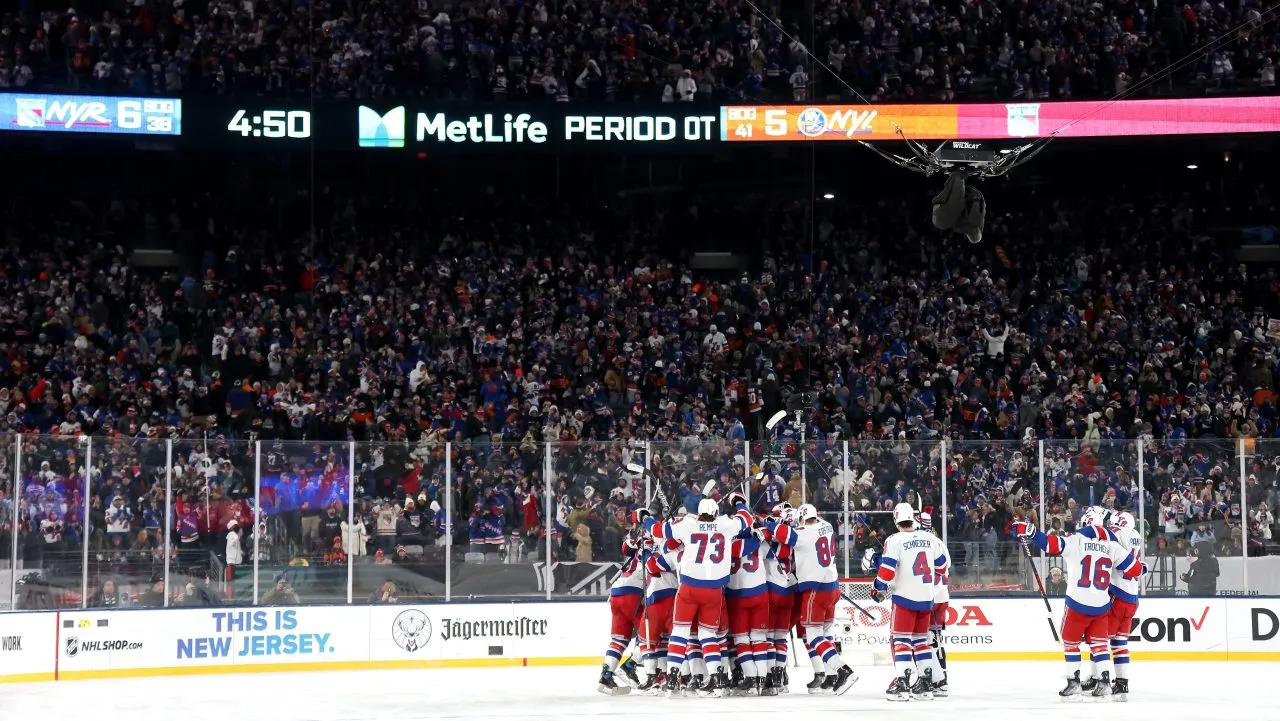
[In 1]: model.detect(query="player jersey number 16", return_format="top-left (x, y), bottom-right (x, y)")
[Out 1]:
top-left (691, 532), bottom-right (726, 563)
top-left (1077, 555), bottom-right (1112, 589)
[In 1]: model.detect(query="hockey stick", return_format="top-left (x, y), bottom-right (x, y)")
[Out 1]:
top-left (838, 588), bottom-right (875, 620)
top-left (1021, 540), bottom-right (1061, 643)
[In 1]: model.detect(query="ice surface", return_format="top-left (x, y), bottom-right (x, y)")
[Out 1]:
top-left (3, 662), bottom-right (1278, 721)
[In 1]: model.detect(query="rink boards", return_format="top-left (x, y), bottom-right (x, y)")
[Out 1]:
top-left (1, 597), bottom-right (1277, 683)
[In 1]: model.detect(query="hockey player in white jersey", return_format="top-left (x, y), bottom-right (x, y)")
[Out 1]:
top-left (1014, 509), bottom-right (1140, 700)
top-left (917, 508), bottom-right (951, 697)
top-left (873, 502), bottom-right (948, 701)
top-left (1104, 510), bottom-right (1143, 701)
top-left (637, 541), bottom-right (682, 694)
top-left (767, 503), bottom-right (858, 695)
top-left (761, 503), bottom-right (796, 696)
top-left (644, 496), bottom-right (753, 697)
top-left (597, 518), bottom-right (648, 695)
top-left (726, 490), bottom-right (771, 696)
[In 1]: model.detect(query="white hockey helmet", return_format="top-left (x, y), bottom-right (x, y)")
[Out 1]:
top-left (1113, 511), bottom-right (1135, 530)
top-left (892, 502), bottom-right (917, 527)
top-left (797, 503), bottom-right (818, 524)
top-left (780, 507), bottom-right (798, 526)
top-left (1079, 507), bottom-right (1097, 528)
top-left (697, 497), bottom-right (720, 518)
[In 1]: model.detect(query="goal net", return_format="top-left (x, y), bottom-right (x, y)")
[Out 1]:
top-left (834, 576), bottom-right (894, 666)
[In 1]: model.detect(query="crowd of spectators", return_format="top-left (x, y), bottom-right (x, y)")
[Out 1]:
top-left (3, 0), bottom-right (1277, 101)
top-left (1, 139), bottom-right (1279, 608)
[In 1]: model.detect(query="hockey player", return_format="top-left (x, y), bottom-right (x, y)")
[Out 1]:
top-left (726, 491), bottom-right (771, 695)
top-left (597, 510), bottom-right (651, 695)
top-left (645, 496), bottom-right (753, 697)
top-left (918, 509), bottom-right (951, 697)
top-left (638, 540), bottom-right (681, 694)
top-left (767, 503), bottom-right (858, 695)
top-left (873, 502), bottom-right (948, 701)
top-left (1105, 510), bottom-right (1142, 701)
top-left (761, 503), bottom-right (795, 696)
top-left (1013, 510), bottom-right (1141, 700)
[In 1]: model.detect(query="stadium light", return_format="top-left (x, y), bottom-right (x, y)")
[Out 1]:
top-left (1186, 164), bottom-right (1198, 170)
top-left (822, 193), bottom-right (835, 200)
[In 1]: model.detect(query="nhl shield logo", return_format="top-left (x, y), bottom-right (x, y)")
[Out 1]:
top-left (392, 610), bottom-right (432, 652)
top-left (1006, 104), bottom-right (1040, 137)
top-left (64, 637), bottom-right (80, 658)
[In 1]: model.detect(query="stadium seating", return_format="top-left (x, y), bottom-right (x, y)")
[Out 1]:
top-left (6, 0), bottom-right (1277, 100)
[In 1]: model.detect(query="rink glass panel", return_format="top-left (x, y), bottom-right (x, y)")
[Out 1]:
top-left (845, 439), bottom-right (940, 577)
top-left (547, 441), bottom-right (639, 599)
top-left (0, 433), bottom-right (12, 610)
top-left (4, 435), bottom-right (1280, 609)
top-left (15, 436), bottom-right (88, 610)
top-left (253, 440), bottom-right (351, 605)
top-left (353, 440), bottom-right (446, 603)
top-left (449, 441), bottom-right (545, 600)
top-left (166, 437), bottom-right (259, 607)
top-left (945, 439), bottom-right (1034, 593)
top-left (86, 437), bottom-right (167, 609)
top-left (1245, 438), bottom-right (1279, 558)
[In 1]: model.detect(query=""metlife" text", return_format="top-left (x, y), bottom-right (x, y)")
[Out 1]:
top-left (417, 113), bottom-right (548, 143)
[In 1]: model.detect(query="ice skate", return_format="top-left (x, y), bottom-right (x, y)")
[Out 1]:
top-left (1112, 677), bottom-right (1129, 702)
top-left (806, 672), bottom-right (827, 694)
top-left (1060, 671), bottom-right (1083, 700)
top-left (1090, 671), bottom-right (1112, 700)
top-left (636, 670), bottom-right (664, 695)
top-left (698, 671), bottom-right (729, 698)
top-left (597, 667), bottom-right (630, 696)
top-left (910, 668), bottom-right (934, 700)
top-left (662, 671), bottom-right (681, 698)
top-left (886, 671), bottom-right (913, 702)
top-left (760, 668), bottom-right (781, 696)
top-left (932, 678), bottom-right (949, 698)
top-left (619, 657), bottom-right (641, 686)
top-left (830, 665), bottom-right (859, 696)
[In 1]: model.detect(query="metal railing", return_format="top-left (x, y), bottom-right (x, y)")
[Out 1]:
top-left (1, 435), bottom-right (1276, 611)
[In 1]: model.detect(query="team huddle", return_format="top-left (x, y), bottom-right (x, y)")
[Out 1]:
top-left (597, 491), bottom-right (957, 700)
top-left (597, 485), bottom-right (1146, 703)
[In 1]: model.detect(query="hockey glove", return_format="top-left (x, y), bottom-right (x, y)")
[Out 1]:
top-left (1012, 521), bottom-right (1037, 539)
top-left (869, 588), bottom-right (884, 603)
top-left (727, 491), bottom-right (748, 509)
